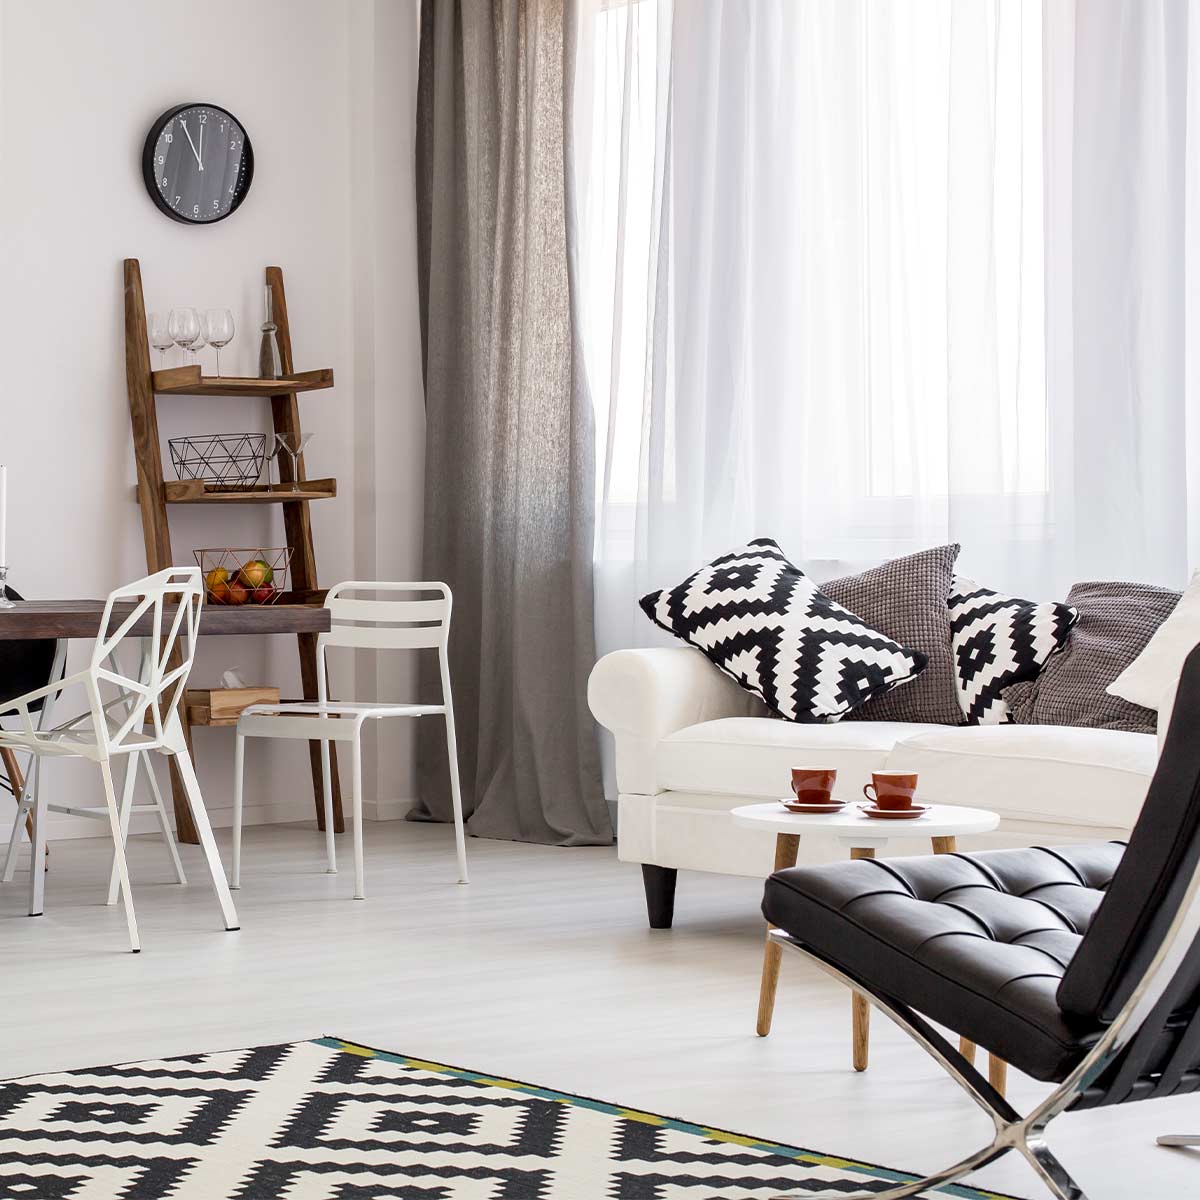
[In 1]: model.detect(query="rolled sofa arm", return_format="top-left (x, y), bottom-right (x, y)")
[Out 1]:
top-left (588, 647), bottom-right (766, 795)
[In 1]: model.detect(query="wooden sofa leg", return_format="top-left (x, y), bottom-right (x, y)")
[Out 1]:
top-left (642, 864), bottom-right (678, 929)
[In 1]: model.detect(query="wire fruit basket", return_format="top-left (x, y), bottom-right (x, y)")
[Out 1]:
top-left (194, 548), bottom-right (292, 605)
top-left (169, 434), bottom-right (268, 492)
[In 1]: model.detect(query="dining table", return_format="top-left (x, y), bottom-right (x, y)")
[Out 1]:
top-left (0, 599), bottom-right (331, 641)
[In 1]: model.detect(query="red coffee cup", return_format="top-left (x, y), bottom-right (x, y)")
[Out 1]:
top-left (863, 771), bottom-right (918, 810)
top-left (791, 767), bottom-right (837, 805)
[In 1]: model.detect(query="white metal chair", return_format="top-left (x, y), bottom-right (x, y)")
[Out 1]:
top-left (0, 568), bottom-right (238, 951)
top-left (1, 652), bottom-right (188, 906)
top-left (232, 581), bottom-right (469, 899)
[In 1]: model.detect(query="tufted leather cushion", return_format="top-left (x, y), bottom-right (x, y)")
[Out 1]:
top-left (763, 843), bottom-right (1124, 1082)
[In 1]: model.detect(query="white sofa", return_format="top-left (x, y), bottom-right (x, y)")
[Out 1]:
top-left (588, 647), bottom-right (1161, 926)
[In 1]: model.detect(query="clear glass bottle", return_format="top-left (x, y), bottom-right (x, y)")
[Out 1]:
top-left (258, 285), bottom-right (282, 380)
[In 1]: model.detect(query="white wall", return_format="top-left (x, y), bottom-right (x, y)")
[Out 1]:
top-left (0, 0), bottom-right (424, 839)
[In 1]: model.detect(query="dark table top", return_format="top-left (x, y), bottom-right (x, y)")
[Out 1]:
top-left (0, 600), bottom-right (331, 640)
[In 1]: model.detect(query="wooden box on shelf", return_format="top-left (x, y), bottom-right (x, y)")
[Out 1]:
top-left (185, 686), bottom-right (280, 728)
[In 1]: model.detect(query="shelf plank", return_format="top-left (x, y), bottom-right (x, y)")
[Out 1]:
top-left (162, 478), bottom-right (337, 504)
top-left (151, 366), bottom-right (334, 396)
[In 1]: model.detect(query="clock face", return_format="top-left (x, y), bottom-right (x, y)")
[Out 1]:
top-left (142, 103), bottom-right (254, 224)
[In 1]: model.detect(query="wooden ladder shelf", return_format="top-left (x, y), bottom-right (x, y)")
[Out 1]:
top-left (123, 258), bottom-right (345, 843)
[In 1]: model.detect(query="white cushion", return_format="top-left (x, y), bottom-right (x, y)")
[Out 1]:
top-left (885, 724), bottom-right (1156, 830)
top-left (1108, 569), bottom-right (1200, 721)
top-left (657, 717), bottom-right (946, 800)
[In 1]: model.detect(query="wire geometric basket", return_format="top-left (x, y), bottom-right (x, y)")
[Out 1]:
top-left (194, 547), bottom-right (292, 605)
top-left (169, 433), bottom-right (268, 491)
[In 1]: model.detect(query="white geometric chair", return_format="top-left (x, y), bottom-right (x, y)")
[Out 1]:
top-left (233, 581), bottom-right (469, 899)
top-left (2, 661), bottom-right (189, 909)
top-left (0, 567), bottom-right (238, 951)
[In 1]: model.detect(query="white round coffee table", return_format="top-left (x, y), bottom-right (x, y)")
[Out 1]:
top-left (733, 799), bottom-right (1004, 1086)
top-left (732, 799), bottom-right (999, 850)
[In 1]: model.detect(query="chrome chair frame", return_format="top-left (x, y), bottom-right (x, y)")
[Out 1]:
top-left (769, 837), bottom-right (1200, 1200)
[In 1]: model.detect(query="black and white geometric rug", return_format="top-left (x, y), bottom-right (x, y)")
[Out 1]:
top-left (0, 1037), bottom-right (1022, 1198)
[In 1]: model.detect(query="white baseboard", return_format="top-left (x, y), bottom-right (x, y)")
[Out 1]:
top-left (362, 797), bottom-right (412, 822)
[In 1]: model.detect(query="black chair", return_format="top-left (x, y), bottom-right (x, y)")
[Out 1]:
top-left (0, 586), bottom-right (65, 862)
top-left (762, 644), bottom-right (1200, 1200)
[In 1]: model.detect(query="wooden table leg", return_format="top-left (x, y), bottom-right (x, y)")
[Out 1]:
top-left (756, 832), bottom-right (801, 1036)
top-left (166, 713), bottom-right (239, 931)
top-left (849, 846), bottom-right (876, 1070)
top-left (165, 649), bottom-right (201, 845)
top-left (1, 747), bottom-right (43, 864)
top-left (989, 1055), bottom-right (1009, 1095)
top-left (298, 631), bottom-right (345, 834)
top-left (931, 835), bottom-right (1008, 1097)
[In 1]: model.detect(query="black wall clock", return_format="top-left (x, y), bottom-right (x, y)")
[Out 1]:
top-left (142, 103), bottom-right (254, 224)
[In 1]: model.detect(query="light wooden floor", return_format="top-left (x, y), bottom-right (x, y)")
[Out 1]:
top-left (1, 820), bottom-right (1196, 1199)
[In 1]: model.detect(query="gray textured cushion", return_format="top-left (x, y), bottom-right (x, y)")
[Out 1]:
top-left (1002, 581), bottom-right (1181, 733)
top-left (821, 544), bottom-right (962, 725)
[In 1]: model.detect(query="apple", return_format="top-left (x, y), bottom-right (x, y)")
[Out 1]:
top-left (205, 567), bottom-right (231, 604)
top-left (239, 559), bottom-right (274, 589)
top-left (251, 583), bottom-right (276, 604)
top-left (226, 579), bottom-right (250, 606)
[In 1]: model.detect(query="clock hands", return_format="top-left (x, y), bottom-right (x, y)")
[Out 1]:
top-left (179, 119), bottom-right (204, 171)
top-left (198, 120), bottom-right (204, 170)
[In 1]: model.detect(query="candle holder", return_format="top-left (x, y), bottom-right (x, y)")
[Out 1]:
top-left (0, 566), bottom-right (15, 610)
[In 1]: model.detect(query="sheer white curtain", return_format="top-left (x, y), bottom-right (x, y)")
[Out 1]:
top-left (575, 0), bottom-right (1049, 661)
top-left (1044, 0), bottom-right (1200, 588)
top-left (574, 0), bottom-right (1200, 670)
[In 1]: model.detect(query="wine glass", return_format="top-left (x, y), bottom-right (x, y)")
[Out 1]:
top-left (275, 432), bottom-right (314, 493)
top-left (148, 312), bottom-right (174, 367)
top-left (168, 308), bottom-right (201, 364)
top-left (203, 308), bottom-right (235, 377)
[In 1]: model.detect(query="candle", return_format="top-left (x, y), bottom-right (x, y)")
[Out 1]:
top-left (0, 464), bottom-right (7, 566)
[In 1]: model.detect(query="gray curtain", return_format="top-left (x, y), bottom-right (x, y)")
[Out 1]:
top-left (411, 0), bottom-right (612, 846)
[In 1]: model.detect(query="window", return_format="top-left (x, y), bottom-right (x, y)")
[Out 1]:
top-left (577, 0), bottom-right (1048, 562)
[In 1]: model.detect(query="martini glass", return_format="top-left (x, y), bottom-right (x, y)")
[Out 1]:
top-left (275, 432), bottom-right (314, 493)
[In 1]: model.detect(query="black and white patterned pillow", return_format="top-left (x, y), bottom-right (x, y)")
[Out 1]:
top-left (949, 577), bottom-right (1078, 725)
top-left (639, 538), bottom-right (928, 723)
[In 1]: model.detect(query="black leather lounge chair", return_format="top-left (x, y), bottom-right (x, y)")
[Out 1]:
top-left (762, 644), bottom-right (1200, 1200)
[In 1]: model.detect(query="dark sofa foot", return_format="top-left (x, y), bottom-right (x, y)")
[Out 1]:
top-left (641, 864), bottom-right (678, 929)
